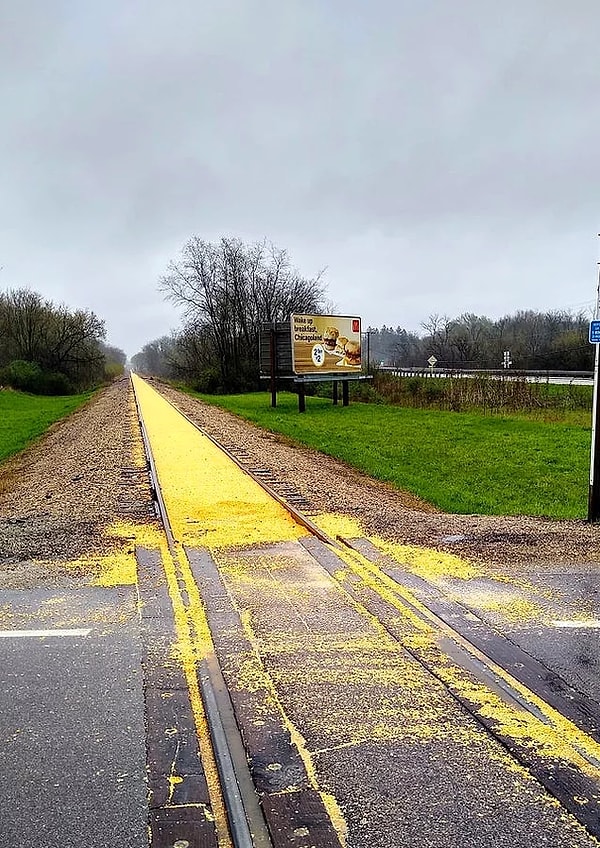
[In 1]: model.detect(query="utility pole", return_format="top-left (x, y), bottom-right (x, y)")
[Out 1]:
top-left (588, 235), bottom-right (600, 521)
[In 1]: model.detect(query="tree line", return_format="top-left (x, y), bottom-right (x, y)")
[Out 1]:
top-left (367, 310), bottom-right (593, 372)
top-left (132, 235), bottom-right (594, 392)
top-left (0, 288), bottom-right (126, 394)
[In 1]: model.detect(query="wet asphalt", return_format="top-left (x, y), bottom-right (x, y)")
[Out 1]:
top-left (0, 586), bottom-right (147, 848)
top-left (1, 555), bottom-right (600, 847)
top-left (435, 564), bottom-right (600, 702)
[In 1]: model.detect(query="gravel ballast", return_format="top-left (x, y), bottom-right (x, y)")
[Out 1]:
top-left (0, 378), bottom-right (154, 587)
top-left (1, 377), bottom-right (599, 589)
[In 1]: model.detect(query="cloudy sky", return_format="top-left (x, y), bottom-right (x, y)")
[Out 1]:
top-left (1, 1), bottom-right (599, 357)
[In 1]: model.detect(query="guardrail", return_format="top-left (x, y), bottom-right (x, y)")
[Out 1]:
top-left (376, 367), bottom-right (593, 384)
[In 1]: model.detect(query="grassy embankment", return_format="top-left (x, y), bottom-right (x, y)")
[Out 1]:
top-left (0, 390), bottom-right (92, 464)
top-left (192, 390), bottom-right (592, 520)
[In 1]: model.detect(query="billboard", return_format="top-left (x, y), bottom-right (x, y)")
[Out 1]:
top-left (291, 314), bottom-right (362, 375)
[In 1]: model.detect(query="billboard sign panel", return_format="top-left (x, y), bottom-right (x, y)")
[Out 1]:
top-left (291, 314), bottom-right (362, 375)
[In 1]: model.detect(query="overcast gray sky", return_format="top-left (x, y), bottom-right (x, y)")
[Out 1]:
top-left (1, 1), bottom-right (599, 357)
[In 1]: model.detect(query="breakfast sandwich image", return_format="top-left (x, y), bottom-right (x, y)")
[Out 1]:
top-left (334, 336), bottom-right (348, 355)
top-left (341, 340), bottom-right (361, 366)
top-left (321, 326), bottom-right (339, 351)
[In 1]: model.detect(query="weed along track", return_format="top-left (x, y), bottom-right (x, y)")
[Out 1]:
top-left (131, 375), bottom-right (600, 848)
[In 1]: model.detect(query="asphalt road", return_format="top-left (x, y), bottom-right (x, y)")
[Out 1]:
top-left (383, 367), bottom-right (594, 386)
top-left (0, 586), bottom-right (147, 848)
top-left (420, 557), bottom-right (600, 702)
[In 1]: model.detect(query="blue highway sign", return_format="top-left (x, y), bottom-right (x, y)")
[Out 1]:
top-left (590, 321), bottom-right (600, 344)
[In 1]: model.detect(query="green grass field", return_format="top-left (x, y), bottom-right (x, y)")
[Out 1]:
top-left (194, 391), bottom-right (591, 519)
top-left (0, 390), bottom-right (92, 464)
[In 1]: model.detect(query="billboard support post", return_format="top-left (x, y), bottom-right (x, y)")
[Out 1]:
top-left (298, 383), bottom-right (306, 413)
top-left (269, 325), bottom-right (277, 408)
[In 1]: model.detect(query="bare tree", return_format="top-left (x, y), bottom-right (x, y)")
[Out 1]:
top-left (159, 236), bottom-right (327, 390)
top-left (449, 313), bottom-right (493, 365)
top-left (421, 313), bottom-right (456, 364)
top-left (0, 288), bottom-right (106, 391)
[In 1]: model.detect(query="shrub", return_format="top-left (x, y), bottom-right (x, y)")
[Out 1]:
top-left (104, 362), bottom-right (125, 381)
top-left (349, 381), bottom-right (382, 403)
top-left (192, 367), bottom-right (223, 394)
top-left (37, 371), bottom-right (73, 395)
top-left (1, 360), bottom-right (44, 393)
top-left (405, 377), bottom-right (423, 398)
top-left (0, 360), bottom-right (73, 395)
top-left (423, 382), bottom-right (445, 404)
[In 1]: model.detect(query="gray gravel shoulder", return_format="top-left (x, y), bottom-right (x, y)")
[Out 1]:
top-left (0, 378), bottom-right (153, 587)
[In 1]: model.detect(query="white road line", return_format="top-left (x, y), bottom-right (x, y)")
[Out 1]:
top-left (552, 620), bottom-right (600, 629)
top-left (0, 628), bottom-right (92, 638)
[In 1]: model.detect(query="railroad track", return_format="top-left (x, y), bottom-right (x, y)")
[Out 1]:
top-left (132, 375), bottom-right (600, 846)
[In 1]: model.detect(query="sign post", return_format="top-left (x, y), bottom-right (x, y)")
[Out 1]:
top-left (269, 325), bottom-right (277, 408)
top-left (588, 241), bottom-right (600, 522)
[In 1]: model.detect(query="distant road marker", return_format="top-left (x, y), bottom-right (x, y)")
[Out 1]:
top-left (0, 628), bottom-right (92, 638)
top-left (551, 620), bottom-right (600, 629)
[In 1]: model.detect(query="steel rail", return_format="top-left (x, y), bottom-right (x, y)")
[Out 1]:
top-left (143, 378), bottom-right (600, 840)
top-left (330, 534), bottom-right (600, 837)
top-left (132, 382), bottom-right (273, 848)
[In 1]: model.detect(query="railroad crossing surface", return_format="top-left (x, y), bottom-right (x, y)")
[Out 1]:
top-left (1, 375), bottom-right (600, 847)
